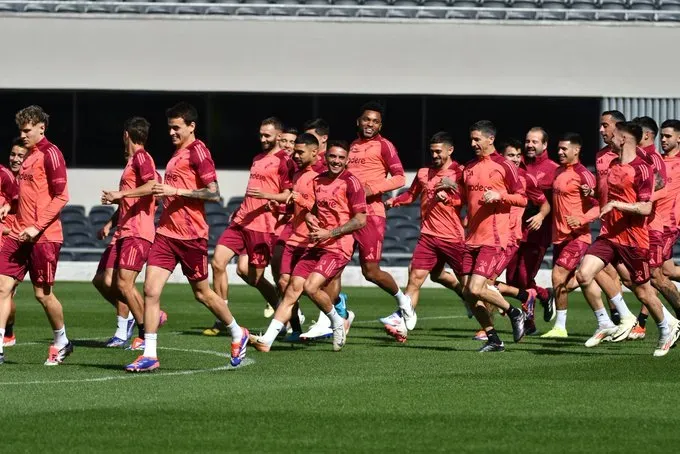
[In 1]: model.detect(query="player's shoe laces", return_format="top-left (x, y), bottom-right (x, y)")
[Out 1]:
top-left (300, 313), bottom-right (332, 340)
top-left (628, 322), bottom-right (646, 340)
top-left (332, 323), bottom-right (346, 352)
top-left (105, 336), bottom-right (127, 348)
top-left (248, 332), bottom-right (271, 353)
top-left (585, 325), bottom-right (617, 347)
top-left (3, 334), bottom-right (16, 347)
top-left (541, 327), bottom-right (568, 338)
top-left (334, 292), bottom-right (349, 319)
top-left (543, 289), bottom-right (556, 322)
top-left (230, 328), bottom-right (249, 366)
top-left (509, 309), bottom-right (526, 342)
top-left (44, 342), bottom-right (74, 366)
top-left (653, 318), bottom-right (680, 357)
top-left (264, 303), bottom-right (275, 318)
top-left (125, 355), bottom-right (159, 372)
top-left (126, 337), bottom-right (145, 351)
top-left (379, 310), bottom-right (402, 327)
top-left (473, 330), bottom-right (488, 341)
top-left (385, 317), bottom-right (407, 343)
top-left (478, 341), bottom-right (505, 352)
top-left (401, 297), bottom-right (418, 331)
top-left (202, 320), bottom-right (227, 337)
top-left (611, 314), bottom-right (637, 343)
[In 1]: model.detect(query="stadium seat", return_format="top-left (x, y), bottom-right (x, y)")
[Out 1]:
top-left (145, 6), bottom-right (172, 14)
top-left (62, 205), bottom-right (87, 217)
top-left (422, 0), bottom-right (448, 6)
top-left (627, 11), bottom-right (654, 18)
top-left (452, 0), bottom-right (480, 6)
top-left (85, 4), bottom-right (112, 13)
top-left (600, 0), bottom-right (627, 8)
top-left (567, 10), bottom-right (597, 18)
top-left (63, 219), bottom-right (92, 233)
top-left (89, 205), bottom-right (115, 222)
top-left (512, 0), bottom-right (540, 7)
top-left (394, 223), bottom-right (421, 240)
top-left (383, 236), bottom-right (400, 250)
top-left (76, 252), bottom-right (105, 262)
top-left (65, 232), bottom-right (95, 248)
top-left (597, 11), bottom-right (624, 19)
top-left (445, 9), bottom-right (477, 17)
top-left (235, 6), bottom-right (261, 15)
top-left (387, 212), bottom-right (412, 223)
top-left (205, 202), bottom-right (226, 215)
top-left (55, 4), bottom-right (83, 13)
top-left (416, 9), bottom-right (445, 17)
top-left (114, 5), bottom-right (142, 14)
top-left (365, 0), bottom-right (390, 5)
top-left (629, 0), bottom-right (656, 9)
top-left (541, 1), bottom-right (568, 9)
top-left (207, 212), bottom-right (230, 227)
top-left (392, 257), bottom-right (412, 267)
top-left (24, 3), bottom-right (52, 12)
top-left (506, 9), bottom-right (536, 18)
top-left (59, 251), bottom-right (76, 262)
top-left (538, 10), bottom-right (567, 18)
top-left (176, 6), bottom-right (203, 14)
top-left (571, 0), bottom-right (598, 8)
top-left (393, 0), bottom-right (420, 5)
top-left (206, 6), bottom-right (235, 14)
top-left (357, 8), bottom-right (385, 16)
top-left (385, 245), bottom-right (412, 254)
top-left (327, 8), bottom-right (352, 15)
top-left (0, 3), bottom-right (17, 12)
top-left (657, 11), bottom-right (680, 18)
top-left (297, 8), bottom-right (320, 15)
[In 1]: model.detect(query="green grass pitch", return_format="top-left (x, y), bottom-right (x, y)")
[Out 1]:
top-left (2, 282), bottom-right (680, 453)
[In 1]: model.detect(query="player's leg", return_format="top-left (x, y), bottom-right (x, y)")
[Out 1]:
top-left (93, 245), bottom-right (133, 344)
top-left (244, 229), bottom-right (279, 311)
top-left (211, 244), bottom-right (238, 303)
top-left (541, 265), bottom-right (573, 338)
top-left (662, 259), bottom-right (680, 281)
top-left (522, 242), bottom-right (551, 309)
top-left (595, 263), bottom-right (624, 324)
top-left (4, 289), bottom-right (17, 346)
top-left (304, 271), bottom-right (348, 352)
top-left (575, 244), bottom-right (618, 347)
top-left (114, 268), bottom-right (147, 344)
top-left (628, 276), bottom-right (680, 357)
top-left (0, 275), bottom-right (17, 362)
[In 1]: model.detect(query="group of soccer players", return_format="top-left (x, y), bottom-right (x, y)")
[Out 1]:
top-left (2, 102), bottom-right (680, 370)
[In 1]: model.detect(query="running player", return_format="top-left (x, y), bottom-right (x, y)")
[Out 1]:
top-left (574, 121), bottom-right (680, 356)
top-left (125, 102), bottom-right (249, 372)
top-left (250, 140), bottom-right (366, 352)
top-left (540, 133), bottom-right (599, 338)
top-left (209, 117), bottom-right (291, 335)
top-left (630, 117), bottom-right (680, 338)
top-left (656, 120), bottom-right (680, 284)
top-left (381, 132), bottom-right (465, 342)
top-left (0, 138), bottom-right (26, 347)
top-left (504, 128), bottom-right (558, 327)
top-left (457, 120), bottom-right (528, 352)
top-left (0, 105), bottom-right (72, 366)
top-left (101, 117), bottom-right (165, 349)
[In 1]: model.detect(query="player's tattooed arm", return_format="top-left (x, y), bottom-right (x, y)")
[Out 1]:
top-left (600, 200), bottom-right (652, 218)
top-left (654, 171), bottom-right (665, 191)
top-left (330, 213), bottom-right (367, 238)
top-left (175, 181), bottom-right (221, 202)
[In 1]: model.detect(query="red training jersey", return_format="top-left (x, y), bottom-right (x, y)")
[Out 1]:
top-left (552, 162), bottom-right (599, 244)
top-left (115, 148), bottom-right (158, 244)
top-left (523, 152), bottom-right (559, 247)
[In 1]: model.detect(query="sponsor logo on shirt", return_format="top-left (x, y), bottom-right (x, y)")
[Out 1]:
top-left (347, 157), bottom-right (367, 165)
top-left (17, 174), bottom-right (34, 182)
top-left (467, 184), bottom-right (493, 192)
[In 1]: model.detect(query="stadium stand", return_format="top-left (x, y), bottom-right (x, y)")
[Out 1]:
top-left (0, 0), bottom-right (678, 21)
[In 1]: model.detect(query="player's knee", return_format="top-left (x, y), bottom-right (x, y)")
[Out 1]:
top-left (361, 263), bottom-right (380, 281)
top-left (303, 279), bottom-right (321, 297)
top-left (575, 269), bottom-right (591, 287)
top-left (278, 276), bottom-right (289, 292)
top-left (34, 292), bottom-right (52, 307)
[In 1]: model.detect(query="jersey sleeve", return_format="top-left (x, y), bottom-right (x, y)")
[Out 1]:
top-left (278, 156), bottom-right (294, 191)
top-left (650, 152), bottom-right (667, 187)
top-left (634, 162), bottom-right (654, 202)
top-left (500, 160), bottom-right (527, 207)
top-left (346, 175), bottom-right (367, 215)
top-left (392, 171), bottom-right (423, 207)
top-left (133, 151), bottom-right (157, 183)
top-left (366, 139), bottom-right (406, 195)
top-left (35, 147), bottom-right (69, 231)
top-left (189, 143), bottom-right (218, 186)
top-left (525, 173), bottom-right (547, 205)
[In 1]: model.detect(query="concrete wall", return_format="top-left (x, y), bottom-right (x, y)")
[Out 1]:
top-left (0, 16), bottom-right (678, 97)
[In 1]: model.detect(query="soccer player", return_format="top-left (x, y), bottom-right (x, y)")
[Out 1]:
top-left (277, 126), bottom-right (298, 155)
top-left (381, 132), bottom-right (465, 342)
top-left (657, 120), bottom-right (680, 283)
top-left (541, 133), bottom-right (599, 338)
top-left (0, 105), bottom-right (72, 366)
top-left (457, 120), bottom-right (528, 352)
top-left (101, 117), bottom-right (165, 349)
top-left (250, 140), bottom-right (366, 352)
top-left (209, 117), bottom-right (291, 335)
top-left (125, 102), bottom-right (249, 372)
top-left (504, 128), bottom-right (558, 327)
top-left (574, 121), bottom-right (680, 356)
top-left (303, 118), bottom-right (331, 173)
top-left (0, 138), bottom-right (26, 347)
top-left (630, 118), bottom-right (680, 339)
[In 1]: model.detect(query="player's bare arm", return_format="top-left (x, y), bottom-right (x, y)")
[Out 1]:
top-left (0, 203), bottom-right (10, 221)
top-left (600, 200), bottom-right (652, 217)
top-left (97, 208), bottom-right (119, 239)
top-left (654, 171), bottom-right (665, 191)
top-left (102, 180), bottom-right (156, 204)
top-left (310, 212), bottom-right (367, 242)
top-left (154, 180), bottom-right (221, 202)
top-left (246, 187), bottom-right (292, 203)
top-left (526, 200), bottom-right (551, 231)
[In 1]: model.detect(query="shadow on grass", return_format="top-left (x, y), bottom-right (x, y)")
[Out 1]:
top-left (72, 339), bottom-right (108, 348)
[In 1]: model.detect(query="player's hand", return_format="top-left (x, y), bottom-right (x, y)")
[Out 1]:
top-left (305, 214), bottom-right (320, 230)
top-left (436, 190), bottom-right (449, 203)
top-left (101, 190), bottom-right (122, 205)
top-left (97, 224), bottom-right (111, 239)
top-left (482, 190), bottom-right (501, 203)
top-left (580, 184), bottom-right (594, 198)
top-left (286, 191), bottom-right (299, 204)
top-left (19, 226), bottom-right (40, 242)
top-left (566, 216), bottom-right (582, 229)
top-left (436, 177), bottom-right (458, 191)
top-left (247, 188), bottom-right (270, 200)
top-left (152, 183), bottom-right (178, 198)
top-left (384, 198), bottom-right (395, 209)
top-left (526, 213), bottom-right (544, 231)
top-left (599, 201), bottom-right (616, 219)
top-left (309, 226), bottom-right (331, 242)
top-left (266, 200), bottom-right (279, 213)
top-left (0, 204), bottom-right (10, 221)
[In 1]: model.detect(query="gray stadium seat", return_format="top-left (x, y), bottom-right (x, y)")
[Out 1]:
top-left (0, 3), bottom-right (17, 12)
top-left (479, 0), bottom-right (507, 7)
top-left (357, 8), bottom-right (385, 15)
top-left (59, 251), bottom-right (76, 262)
top-left (537, 10), bottom-right (567, 18)
top-left (597, 10), bottom-right (625, 18)
top-left (393, 0), bottom-right (420, 5)
top-left (452, 0), bottom-right (480, 6)
top-left (145, 6), bottom-right (172, 14)
top-left (176, 6), bottom-right (203, 14)
top-left (567, 10), bottom-right (597, 18)
top-left (600, 0), bottom-right (626, 9)
top-left (392, 257), bottom-right (412, 267)
top-left (445, 8), bottom-right (477, 17)
top-left (326, 7), bottom-right (351, 15)
top-left (55, 4), bottom-right (83, 13)
top-left (63, 205), bottom-right (87, 217)
top-left (657, 11), bottom-right (680, 18)
top-left (512, 0), bottom-right (540, 7)
top-left (627, 11), bottom-right (654, 18)
top-left (364, 0), bottom-right (390, 5)
top-left (416, 9), bottom-right (446, 17)
top-left (385, 245), bottom-right (411, 254)
top-left (297, 8), bottom-right (320, 15)
top-left (85, 4), bottom-right (112, 13)
top-left (24, 3), bottom-right (52, 12)
top-left (541, 1), bottom-right (568, 9)
top-left (506, 9), bottom-right (537, 17)
top-left (571, 0), bottom-right (598, 8)
top-left (660, 0), bottom-right (680, 8)
top-left (422, 0), bottom-right (448, 6)
top-left (114, 5), bottom-right (142, 13)
top-left (205, 202), bottom-right (226, 215)
top-left (206, 6), bottom-right (234, 14)
top-left (76, 252), bottom-right (104, 262)
top-left (629, 0), bottom-right (656, 9)
top-left (477, 9), bottom-right (506, 18)
top-left (235, 6), bottom-right (261, 14)
top-left (207, 212), bottom-right (230, 227)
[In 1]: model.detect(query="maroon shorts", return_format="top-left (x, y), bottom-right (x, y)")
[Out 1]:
top-left (274, 223), bottom-right (294, 250)
top-left (495, 242), bottom-right (519, 276)
top-left (0, 238), bottom-right (61, 286)
top-left (280, 243), bottom-right (308, 276)
top-left (217, 223), bottom-right (272, 268)
top-left (292, 248), bottom-right (349, 281)
top-left (147, 233), bottom-right (208, 282)
top-left (649, 228), bottom-right (678, 269)
top-left (553, 239), bottom-right (589, 272)
top-left (353, 215), bottom-right (386, 264)
top-left (586, 237), bottom-right (650, 285)
top-left (96, 242), bottom-right (117, 274)
top-left (461, 245), bottom-right (504, 279)
top-left (115, 237), bottom-right (152, 272)
top-left (410, 233), bottom-right (465, 276)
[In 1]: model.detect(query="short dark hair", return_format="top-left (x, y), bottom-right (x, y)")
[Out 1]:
top-left (430, 131), bottom-right (454, 147)
top-left (124, 116), bottom-right (150, 145)
top-left (661, 119), bottom-right (680, 133)
top-left (282, 126), bottom-right (298, 136)
top-left (15, 105), bottom-right (49, 128)
top-left (302, 118), bottom-right (330, 137)
top-left (559, 132), bottom-right (583, 147)
top-left (11, 137), bottom-right (26, 149)
top-left (602, 110), bottom-right (626, 123)
top-left (261, 117), bottom-right (284, 131)
top-left (295, 132), bottom-right (319, 147)
top-left (632, 116), bottom-right (659, 137)
top-left (499, 138), bottom-right (523, 152)
top-left (327, 139), bottom-right (350, 153)
top-left (528, 127), bottom-right (549, 144)
top-left (470, 120), bottom-right (496, 137)
top-left (166, 102), bottom-right (198, 125)
top-left (359, 101), bottom-right (385, 119)
top-left (616, 121), bottom-right (643, 144)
